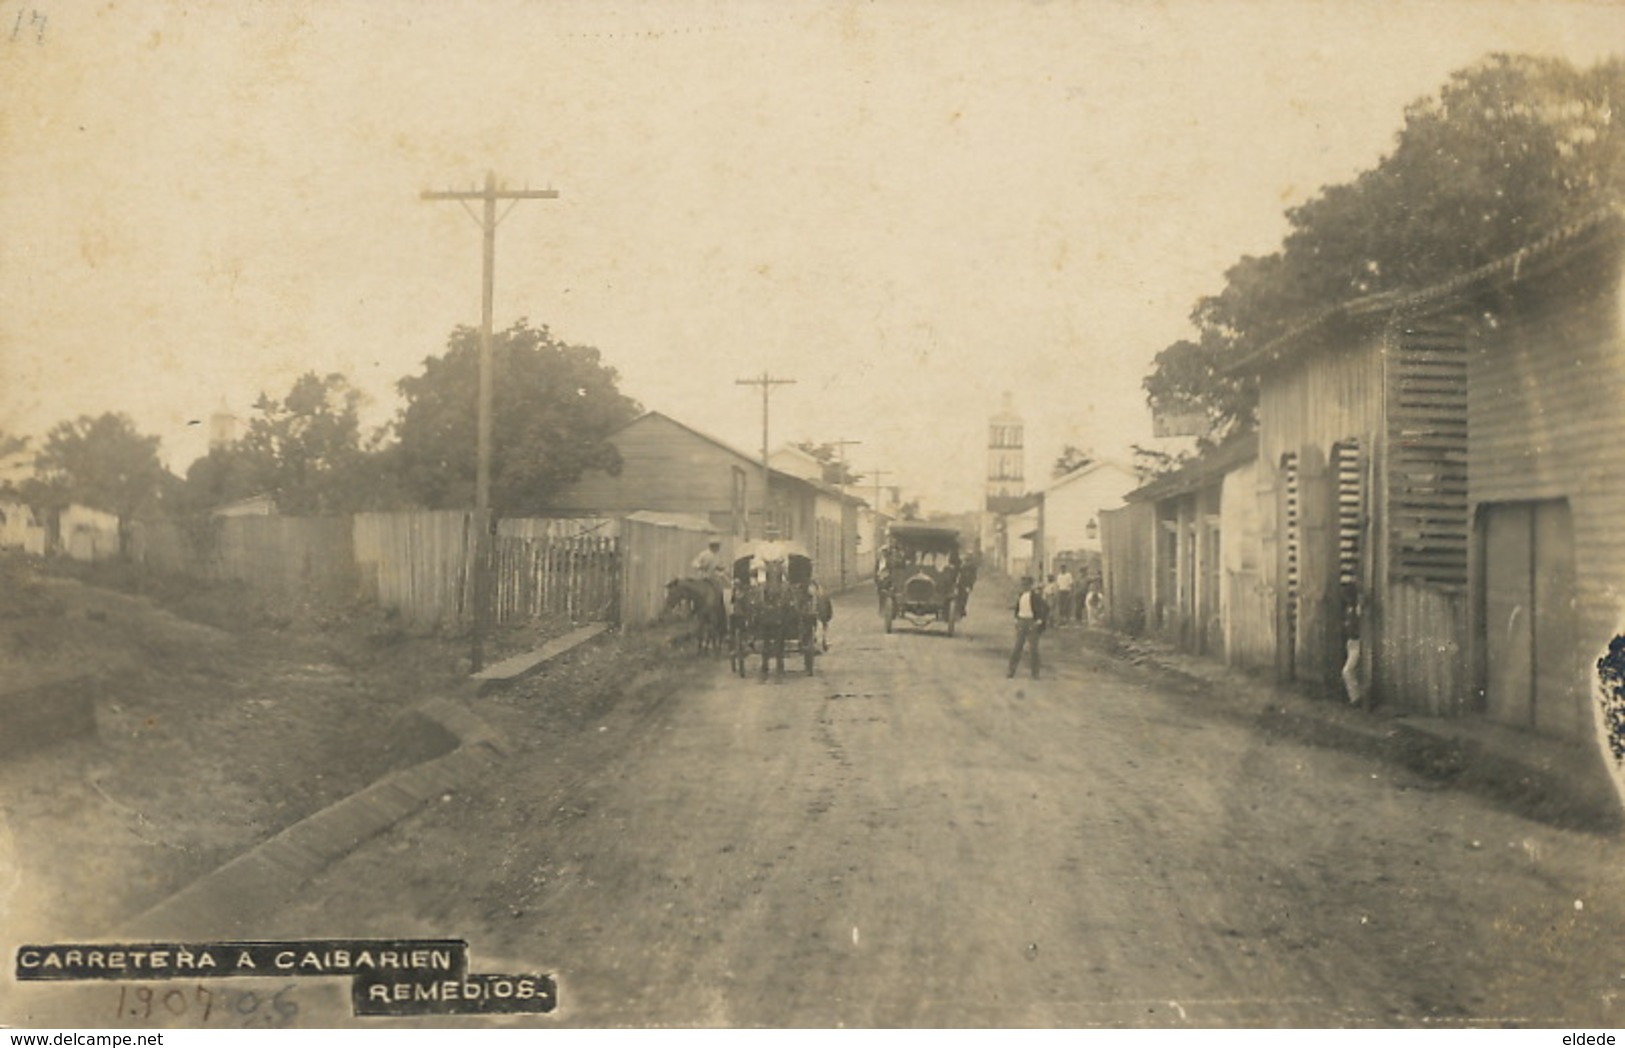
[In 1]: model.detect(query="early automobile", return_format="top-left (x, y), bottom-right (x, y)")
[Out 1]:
top-left (877, 523), bottom-right (964, 635)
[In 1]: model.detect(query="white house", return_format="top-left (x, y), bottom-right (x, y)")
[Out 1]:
top-left (1039, 459), bottom-right (1139, 575)
top-left (768, 444), bottom-right (865, 589)
top-left (0, 500), bottom-right (45, 555)
top-left (58, 503), bottom-right (121, 561)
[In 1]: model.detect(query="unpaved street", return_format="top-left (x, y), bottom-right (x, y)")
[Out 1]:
top-left (234, 585), bottom-right (1625, 1028)
top-left (12, 583), bottom-right (1625, 1028)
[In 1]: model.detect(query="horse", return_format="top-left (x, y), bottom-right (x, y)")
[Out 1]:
top-left (664, 577), bottom-right (727, 656)
top-left (739, 559), bottom-right (808, 677)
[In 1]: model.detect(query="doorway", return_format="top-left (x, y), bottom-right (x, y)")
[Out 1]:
top-left (1481, 499), bottom-right (1583, 739)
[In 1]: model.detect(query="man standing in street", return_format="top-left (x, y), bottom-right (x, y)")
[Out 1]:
top-left (1007, 575), bottom-right (1049, 679)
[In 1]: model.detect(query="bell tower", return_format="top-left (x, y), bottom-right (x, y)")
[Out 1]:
top-left (986, 392), bottom-right (1025, 503)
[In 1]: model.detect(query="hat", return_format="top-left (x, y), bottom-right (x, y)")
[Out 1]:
top-left (708, 538), bottom-right (721, 547)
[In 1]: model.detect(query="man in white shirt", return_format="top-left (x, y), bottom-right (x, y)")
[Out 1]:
top-left (1055, 563), bottom-right (1075, 627)
top-left (1007, 576), bottom-right (1049, 679)
top-left (692, 538), bottom-right (722, 574)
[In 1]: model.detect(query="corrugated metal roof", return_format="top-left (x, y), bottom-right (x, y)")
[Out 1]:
top-left (1125, 432), bottom-right (1258, 504)
top-left (623, 510), bottom-right (715, 532)
top-left (1227, 206), bottom-right (1625, 376)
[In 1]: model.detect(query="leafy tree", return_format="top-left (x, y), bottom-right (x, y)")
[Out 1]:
top-left (897, 499), bottom-right (922, 521)
top-left (1051, 445), bottom-right (1095, 479)
top-left (28, 413), bottom-right (171, 550)
top-left (0, 429), bottom-right (30, 496)
top-left (393, 319), bottom-right (642, 513)
top-left (1129, 443), bottom-right (1188, 484)
top-left (184, 372), bottom-right (374, 515)
top-left (793, 440), bottom-right (865, 486)
top-left (1146, 53), bottom-right (1625, 433)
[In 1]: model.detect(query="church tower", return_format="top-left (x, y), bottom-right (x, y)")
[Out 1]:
top-left (986, 392), bottom-right (1025, 504)
top-left (208, 402), bottom-right (239, 449)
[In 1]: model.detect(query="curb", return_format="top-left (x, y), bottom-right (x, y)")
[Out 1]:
top-left (113, 627), bottom-right (608, 939)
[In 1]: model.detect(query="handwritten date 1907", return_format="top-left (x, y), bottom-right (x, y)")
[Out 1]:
top-left (113, 983), bottom-right (299, 1027)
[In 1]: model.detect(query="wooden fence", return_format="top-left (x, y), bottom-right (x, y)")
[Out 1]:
top-left (491, 523), bottom-right (620, 625)
top-left (131, 516), bottom-right (356, 602)
top-left (353, 511), bottom-right (474, 630)
top-left (133, 509), bottom-right (698, 632)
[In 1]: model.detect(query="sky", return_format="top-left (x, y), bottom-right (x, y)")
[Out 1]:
top-left (3, 0), bottom-right (1624, 513)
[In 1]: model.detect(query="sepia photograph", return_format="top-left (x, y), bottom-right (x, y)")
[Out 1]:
top-left (6, 0), bottom-right (1625, 1031)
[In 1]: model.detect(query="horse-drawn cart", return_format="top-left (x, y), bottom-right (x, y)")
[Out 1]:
top-left (730, 540), bottom-right (821, 677)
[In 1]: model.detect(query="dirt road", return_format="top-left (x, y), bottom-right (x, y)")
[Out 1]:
top-left (11, 577), bottom-right (1625, 1028)
top-left (225, 586), bottom-right (1625, 1028)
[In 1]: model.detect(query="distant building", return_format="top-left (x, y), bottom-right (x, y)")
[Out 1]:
top-left (544, 411), bottom-right (864, 587)
top-left (985, 392), bottom-right (1025, 503)
top-left (56, 504), bottom-right (120, 562)
top-left (1040, 458), bottom-right (1139, 578)
top-left (982, 393), bottom-right (1032, 573)
top-left (212, 494), bottom-right (276, 518)
top-left (0, 500), bottom-right (46, 555)
top-left (208, 405), bottom-right (239, 449)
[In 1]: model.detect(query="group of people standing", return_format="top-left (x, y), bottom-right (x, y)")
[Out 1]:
top-left (1006, 561), bottom-right (1105, 679)
top-left (1037, 562), bottom-right (1104, 628)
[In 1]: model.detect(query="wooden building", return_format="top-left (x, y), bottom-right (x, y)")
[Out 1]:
top-left (545, 412), bottom-right (754, 535)
top-left (1232, 208), bottom-right (1625, 757)
top-left (544, 411), bottom-right (858, 582)
top-left (768, 445), bottom-right (866, 590)
top-left (1452, 210), bottom-right (1625, 749)
top-left (1105, 435), bottom-right (1257, 660)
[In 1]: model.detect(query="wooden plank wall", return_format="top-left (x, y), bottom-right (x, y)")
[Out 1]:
top-left (1258, 335), bottom-right (1387, 689)
top-left (134, 509), bottom-right (673, 632)
top-left (619, 514), bottom-right (713, 628)
top-left (1381, 579), bottom-right (1467, 716)
top-left (1220, 461), bottom-right (1274, 671)
top-left (353, 510), bottom-right (474, 630)
top-left (1099, 502), bottom-right (1154, 635)
top-left (132, 516), bottom-right (356, 602)
top-left (1470, 250), bottom-right (1625, 743)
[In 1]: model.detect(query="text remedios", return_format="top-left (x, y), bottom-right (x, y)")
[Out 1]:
top-left (14, 939), bottom-right (559, 1018)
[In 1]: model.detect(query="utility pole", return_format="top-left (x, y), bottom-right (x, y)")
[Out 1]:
top-left (422, 170), bottom-right (558, 672)
top-left (828, 438), bottom-right (861, 589)
top-left (868, 467), bottom-right (893, 567)
top-left (735, 371), bottom-right (796, 540)
top-left (828, 438), bottom-right (862, 492)
top-left (869, 469), bottom-right (893, 518)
